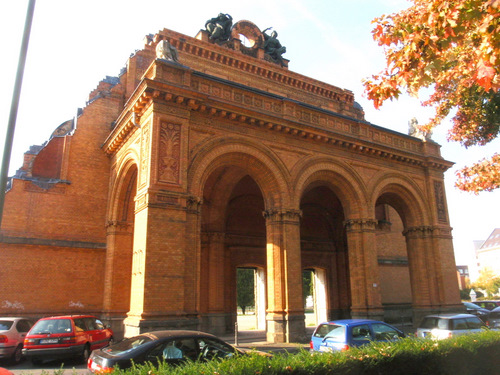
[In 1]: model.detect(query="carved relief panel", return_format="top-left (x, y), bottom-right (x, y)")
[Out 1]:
top-left (158, 121), bottom-right (181, 185)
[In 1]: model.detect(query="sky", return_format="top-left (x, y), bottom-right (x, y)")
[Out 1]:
top-left (1, 0), bottom-right (499, 272)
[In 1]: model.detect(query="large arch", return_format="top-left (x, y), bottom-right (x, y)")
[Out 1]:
top-left (188, 136), bottom-right (291, 209)
top-left (291, 157), bottom-right (370, 323)
top-left (188, 137), bottom-right (297, 337)
top-left (369, 173), bottom-right (435, 325)
top-left (102, 153), bottom-right (139, 338)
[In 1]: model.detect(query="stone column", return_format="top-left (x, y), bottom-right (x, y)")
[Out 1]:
top-left (263, 208), bottom-right (305, 343)
top-left (102, 220), bottom-right (134, 338)
top-left (344, 219), bottom-right (383, 320)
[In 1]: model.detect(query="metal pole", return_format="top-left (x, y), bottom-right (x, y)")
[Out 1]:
top-left (0, 0), bottom-right (36, 230)
top-left (235, 321), bottom-right (238, 346)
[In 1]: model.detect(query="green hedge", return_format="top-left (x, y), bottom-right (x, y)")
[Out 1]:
top-left (113, 330), bottom-right (500, 375)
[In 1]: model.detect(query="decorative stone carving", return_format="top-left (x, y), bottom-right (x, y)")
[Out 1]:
top-left (158, 122), bottom-right (181, 184)
top-left (262, 209), bottom-right (302, 223)
top-left (344, 219), bottom-right (378, 232)
top-left (403, 226), bottom-right (434, 239)
top-left (433, 181), bottom-right (448, 223)
top-left (156, 40), bottom-right (179, 62)
top-left (140, 123), bottom-right (150, 188)
top-left (186, 196), bottom-right (203, 214)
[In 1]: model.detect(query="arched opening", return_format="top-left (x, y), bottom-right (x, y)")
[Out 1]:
top-left (200, 171), bottom-right (266, 335)
top-left (103, 164), bottom-right (138, 338)
top-left (236, 267), bottom-right (266, 330)
top-left (300, 185), bottom-right (350, 325)
top-left (375, 193), bottom-right (413, 325)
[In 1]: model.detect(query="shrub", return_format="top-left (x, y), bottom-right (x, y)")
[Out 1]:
top-left (102, 331), bottom-right (500, 375)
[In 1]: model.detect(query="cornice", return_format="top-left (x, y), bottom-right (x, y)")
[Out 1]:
top-left (148, 28), bottom-right (355, 107)
top-left (103, 60), bottom-right (453, 172)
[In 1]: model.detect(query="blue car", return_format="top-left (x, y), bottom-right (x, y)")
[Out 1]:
top-left (310, 319), bottom-right (405, 352)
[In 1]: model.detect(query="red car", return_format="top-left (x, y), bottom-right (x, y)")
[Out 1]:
top-left (23, 315), bottom-right (113, 364)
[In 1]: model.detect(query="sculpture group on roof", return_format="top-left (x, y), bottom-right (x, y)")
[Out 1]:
top-left (203, 13), bottom-right (287, 66)
top-left (205, 13), bottom-right (233, 43)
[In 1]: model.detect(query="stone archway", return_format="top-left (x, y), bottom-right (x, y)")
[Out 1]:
top-left (102, 160), bottom-right (138, 338)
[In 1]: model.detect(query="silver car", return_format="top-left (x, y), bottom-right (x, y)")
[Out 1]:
top-left (416, 313), bottom-right (486, 340)
top-left (0, 317), bottom-right (33, 363)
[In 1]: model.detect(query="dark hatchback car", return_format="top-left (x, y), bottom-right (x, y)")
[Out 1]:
top-left (463, 302), bottom-right (490, 322)
top-left (310, 319), bottom-right (405, 352)
top-left (88, 330), bottom-right (248, 373)
top-left (475, 300), bottom-right (500, 311)
top-left (486, 306), bottom-right (500, 329)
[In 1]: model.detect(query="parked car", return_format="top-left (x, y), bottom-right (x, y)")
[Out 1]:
top-left (474, 300), bottom-right (500, 311)
top-left (0, 317), bottom-right (33, 364)
top-left (88, 330), bottom-right (259, 373)
top-left (486, 306), bottom-right (500, 329)
top-left (23, 315), bottom-right (113, 364)
top-left (309, 319), bottom-right (405, 352)
top-left (463, 302), bottom-right (490, 321)
top-left (416, 313), bottom-right (486, 340)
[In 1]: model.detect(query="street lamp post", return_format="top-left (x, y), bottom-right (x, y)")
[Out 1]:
top-left (0, 0), bottom-right (36, 230)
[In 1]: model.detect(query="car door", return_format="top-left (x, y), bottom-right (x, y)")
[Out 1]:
top-left (84, 317), bottom-right (108, 350)
top-left (349, 324), bottom-right (372, 348)
top-left (144, 338), bottom-right (197, 366)
top-left (371, 323), bottom-right (404, 341)
top-left (196, 337), bottom-right (238, 360)
top-left (15, 319), bottom-right (32, 346)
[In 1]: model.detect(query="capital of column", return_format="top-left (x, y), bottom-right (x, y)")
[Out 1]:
top-left (403, 225), bottom-right (453, 239)
top-left (106, 220), bottom-right (132, 234)
top-left (262, 208), bottom-right (302, 224)
top-left (344, 218), bottom-right (378, 232)
top-left (186, 195), bottom-right (203, 214)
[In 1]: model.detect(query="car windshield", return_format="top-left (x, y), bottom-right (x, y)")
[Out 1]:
top-left (0, 321), bottom-right (14, 330)
top-left (103, 335), bottom-right (154, 355)
top-left (31, 319), bottom-right (72, 334)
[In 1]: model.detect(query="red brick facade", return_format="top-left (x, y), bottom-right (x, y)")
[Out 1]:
top-left (0, 21), bottom-right (461, 343)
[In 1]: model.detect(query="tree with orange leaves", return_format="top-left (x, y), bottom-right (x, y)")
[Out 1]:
top-left (364, 0), bottom-right (499, 193)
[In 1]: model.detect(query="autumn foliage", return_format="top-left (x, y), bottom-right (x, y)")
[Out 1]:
top-left (364, 0), bottom-right (500, 193)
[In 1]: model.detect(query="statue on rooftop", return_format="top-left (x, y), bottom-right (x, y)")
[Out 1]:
top-left (262, 27), bottom-right (287, 66)
top-left (205, 13), bottom-right (233, 43)
top-left (408, 117), bottom-right (432, 141)
top-left (156, 40), bottom-right (179, 62)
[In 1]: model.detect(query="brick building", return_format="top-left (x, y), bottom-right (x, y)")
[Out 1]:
top-left (0, 19), bottom-right (461, 343)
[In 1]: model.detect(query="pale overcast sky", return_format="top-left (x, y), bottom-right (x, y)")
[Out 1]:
top-left (1, 0), bottom-right (499, 268)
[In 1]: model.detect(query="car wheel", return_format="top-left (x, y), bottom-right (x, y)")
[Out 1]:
top-left (11, 344), bottom-right (23, 364)
top-left (80, 344), bottom-right (91, 364)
